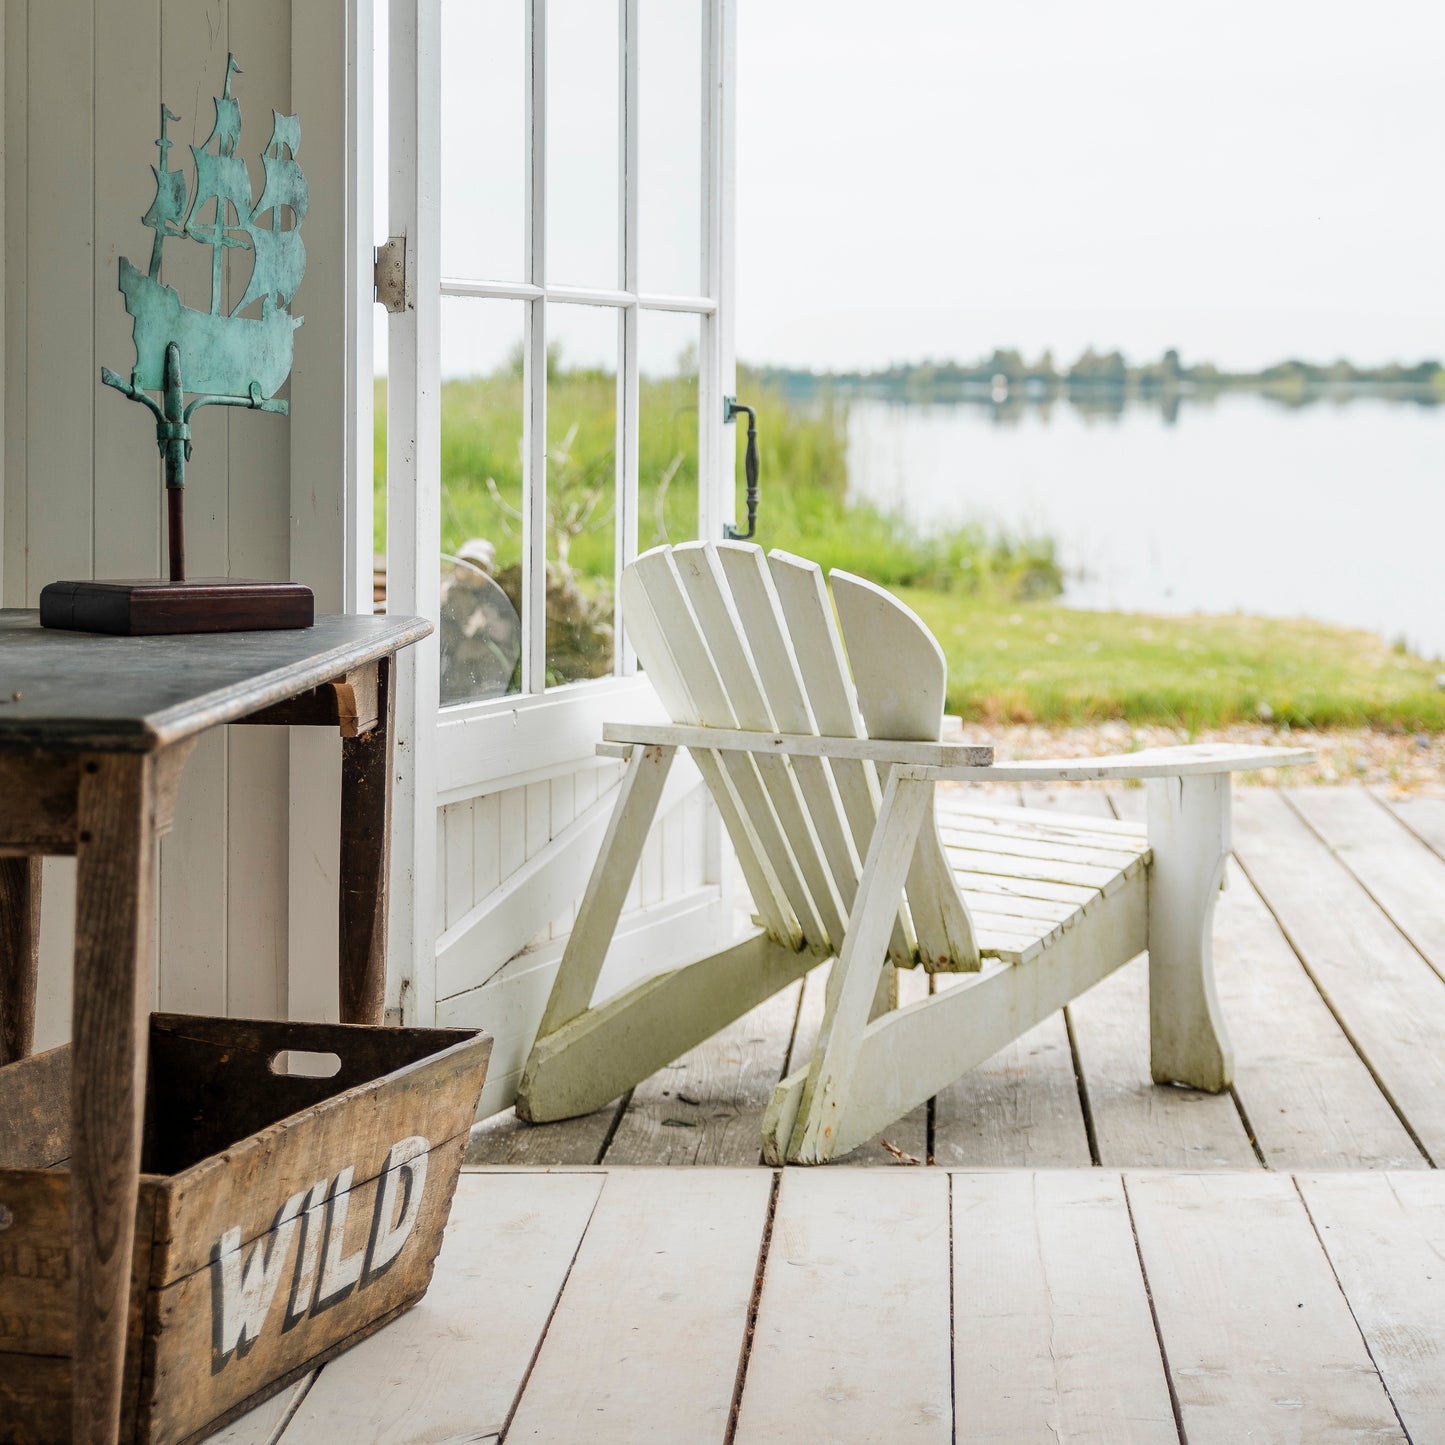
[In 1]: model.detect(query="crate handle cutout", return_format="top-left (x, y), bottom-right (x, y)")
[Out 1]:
top-left (270, 1050), bottom-right (343, 1078)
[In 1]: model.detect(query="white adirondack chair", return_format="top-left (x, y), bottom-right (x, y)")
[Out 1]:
top-left (516, 542), bottom-right (1312, 1164)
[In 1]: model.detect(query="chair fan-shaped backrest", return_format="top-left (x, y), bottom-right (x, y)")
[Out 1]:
top-left (619, 541), bottom-right (978, 969)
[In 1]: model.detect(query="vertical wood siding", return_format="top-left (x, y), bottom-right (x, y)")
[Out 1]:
top-left (435, 765), bottom-right (715, 949)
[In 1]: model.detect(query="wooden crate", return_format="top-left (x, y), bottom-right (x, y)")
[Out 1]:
top-left (0, 1014), bottom-right (491, 1445)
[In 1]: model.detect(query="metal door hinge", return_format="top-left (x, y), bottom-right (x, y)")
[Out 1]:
top-left (374, 235), bottom-right (409, 313)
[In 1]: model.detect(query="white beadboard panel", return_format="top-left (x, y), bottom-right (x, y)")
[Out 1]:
top-left (435, 759), bottom-right (707, 1001)
top-left (438, 887), bottom-right (735, 1118)
top-left (7, 0), bottom-right (352, 1036)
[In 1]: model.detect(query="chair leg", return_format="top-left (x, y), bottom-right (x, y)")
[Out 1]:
top-left (787, 773), bottom-right (935, 1163)
top-left (1146, 773), bottom-right (1234, 1093)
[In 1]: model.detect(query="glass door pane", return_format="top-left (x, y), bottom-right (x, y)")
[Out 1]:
top-left (545, 303), bottom-right (619, 686)
top-left (439, 297), bottom-right (527, 705)
top-left (546, 0), bottom-right (620, 288)
top-left (441, 0), bottom-right (527, 281)
top-left (638, 0), bottom-right (704, 295)
top-left (639, 310), bottom-right (701, 550)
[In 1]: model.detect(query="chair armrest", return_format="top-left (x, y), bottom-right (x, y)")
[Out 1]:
top-left (600, 721), bottom-right (995, 768)
top-left (602, 727), bottom-right (1312, 781)
top-left (908, 742), bottom-right (1315, 783)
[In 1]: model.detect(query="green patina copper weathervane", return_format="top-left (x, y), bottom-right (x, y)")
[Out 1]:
top-left (41, 55), bottom-right (313, 633)
top-left (103, 54), bottom-right (306, 582)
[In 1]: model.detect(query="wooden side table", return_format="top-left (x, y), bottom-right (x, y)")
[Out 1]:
top-left (0, 609), bottom-right (430, 1444)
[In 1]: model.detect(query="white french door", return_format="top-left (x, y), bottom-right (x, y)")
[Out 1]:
top-left (381, 0), bottom-right (737, 1023)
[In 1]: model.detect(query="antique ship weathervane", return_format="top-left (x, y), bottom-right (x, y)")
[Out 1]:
top-left (40, 56), bottom-right (315, 633)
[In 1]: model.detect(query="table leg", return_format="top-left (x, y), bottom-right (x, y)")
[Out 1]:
top-left (339, 655), bottom-right (394, 1025)
top-left (71, 753), bottom-right (155, 1445)
top-left (0, 855), bottom-right (42, 1063)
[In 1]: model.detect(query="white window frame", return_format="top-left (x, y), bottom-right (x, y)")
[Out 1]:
top-left (382, 0), bottom-right (736, 1018)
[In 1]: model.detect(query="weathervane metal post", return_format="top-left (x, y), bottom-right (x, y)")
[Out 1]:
top-left (41, 55), bottom-right (315, 633)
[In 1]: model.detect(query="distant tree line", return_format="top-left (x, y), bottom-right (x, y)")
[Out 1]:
top-left (753, 349), bottom-right (1445, 402)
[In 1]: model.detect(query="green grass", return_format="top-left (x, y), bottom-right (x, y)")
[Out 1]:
top-left (901, 589), bottom-right (1445, 731)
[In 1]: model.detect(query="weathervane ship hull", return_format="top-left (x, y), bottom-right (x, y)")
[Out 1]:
top-left (118, 257), bottom-right (301, 398)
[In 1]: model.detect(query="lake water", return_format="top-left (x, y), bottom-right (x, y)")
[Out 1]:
top-left (846, 392), bottom-right (1445, 661)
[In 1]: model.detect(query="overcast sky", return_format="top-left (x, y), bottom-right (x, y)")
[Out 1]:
top-left (735, 0), bottom-right (1445, 372)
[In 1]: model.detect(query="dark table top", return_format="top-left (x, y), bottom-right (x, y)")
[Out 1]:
top-left (0, 610), bottom-right (431, 752)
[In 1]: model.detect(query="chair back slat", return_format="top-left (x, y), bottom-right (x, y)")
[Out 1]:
top-left (628, 548), bottom-right (827, 948)
top-left (714, 544), bottom-right (864, 920)
top-left (673, 544), bottom-right (849, 947)
top-left (766, 551), bottom-right (919, 967)
top-left (831, 571), bottom-right (980, 969)
top-left (620, 556), bottom-right (801, 949)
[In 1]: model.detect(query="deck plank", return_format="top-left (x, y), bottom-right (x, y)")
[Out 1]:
top-left (1372, 788), bottom-right (1445, 861)
top-left (1214, 861), bottom-right (1425, 1170)
top-left (209, 1377), bottom-right (314, 1445)
top-left (734, 1170), bottom-right (952, 1442)
top-left (931, 1009), bottom-right (1091, 1167)
top-left (275, 1172), bottom-right (602, 1444)
top-left (1049, 790), bottom-right (1255, 1168)
top-left (952, 1172), bottom-right (1176, 1443)
top-left (507, 1170), bottom-right (770, 1443)
top-left (1126, 1172), bottom-right (1405, 1444)
top-left (1232, 789), bottom-right (1445, 1164)
top-left (466, 1098), bottom-right (626, 1166)
top-left (1297, 1172), bottom-right (1445, 1441)
top-left (602, 979), bottom-right (803, 1165)
top-left (1286, 786), bottom-right (1445, 981)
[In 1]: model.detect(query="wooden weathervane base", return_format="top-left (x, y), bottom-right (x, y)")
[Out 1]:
top-left (40, 576), bottom-right (314, 635)
top-left (42, 57), bottom-right (314, 637)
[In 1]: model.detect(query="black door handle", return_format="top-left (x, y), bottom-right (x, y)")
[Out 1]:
top-left (723, 398), bottom-right (759, 541)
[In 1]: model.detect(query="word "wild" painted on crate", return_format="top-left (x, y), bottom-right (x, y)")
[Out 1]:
top-left (209, 1134), bottom-right (430, 1373)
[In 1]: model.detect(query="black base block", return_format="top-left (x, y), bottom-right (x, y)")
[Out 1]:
top-left (39, 577), bottom-right (315, 635)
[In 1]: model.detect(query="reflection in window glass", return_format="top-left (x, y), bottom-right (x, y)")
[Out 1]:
top-left (638, 0), bottom-right (703, 295)
top-left (440, 0), bottom-right (526, 281)
top-left (546, 0), bottom-right (619, 287)
top-left (439, 298), bottom-right (527, 705)
top-left (546, 304), bottom-right (618, 687)
top-left (639, 311), bottom-right (701, 551)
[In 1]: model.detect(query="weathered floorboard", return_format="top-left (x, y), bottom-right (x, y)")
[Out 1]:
top-left (1372, 787), bottom-right (1445, 862)
top-left (931, 1009), bottom-right (1090, 1167)
top-left (734, 1169), bottom-right (952, 1443)
top-left (276, 1172), bottom-right (603, 1443)
top-left (1286, 785), bottom-right (1445, 982)
top-left (1232, 788), bottom-right (1445, 1164)
top-left (507, 1170), bottom-right (769, 1443)
top-left (603, 979), bottom-right (803, 1165)
top-left (466, 1097), bottom-right (626, 1166)
top-left (952, 1172), bottom-right (1176, 1443)
top-left (1052, 789), bottom-right (1253, 1168)
top-left (1126, 1172), bottom-right (1404, 1444)
top-left (1297, 1171), bottom-right (1445, 1441)
top-left (208, 1376), bottom-right (314, 1445)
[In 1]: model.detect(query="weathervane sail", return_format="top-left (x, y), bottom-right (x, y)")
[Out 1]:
top-left (99, 54), bottom-right (307, 583)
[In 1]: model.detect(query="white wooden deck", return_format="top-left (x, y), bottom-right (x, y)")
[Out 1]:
top-left (220, 1166), bottom-right (1445, 1444)
top-left (216, 784), bottom-right (1445, 1444)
